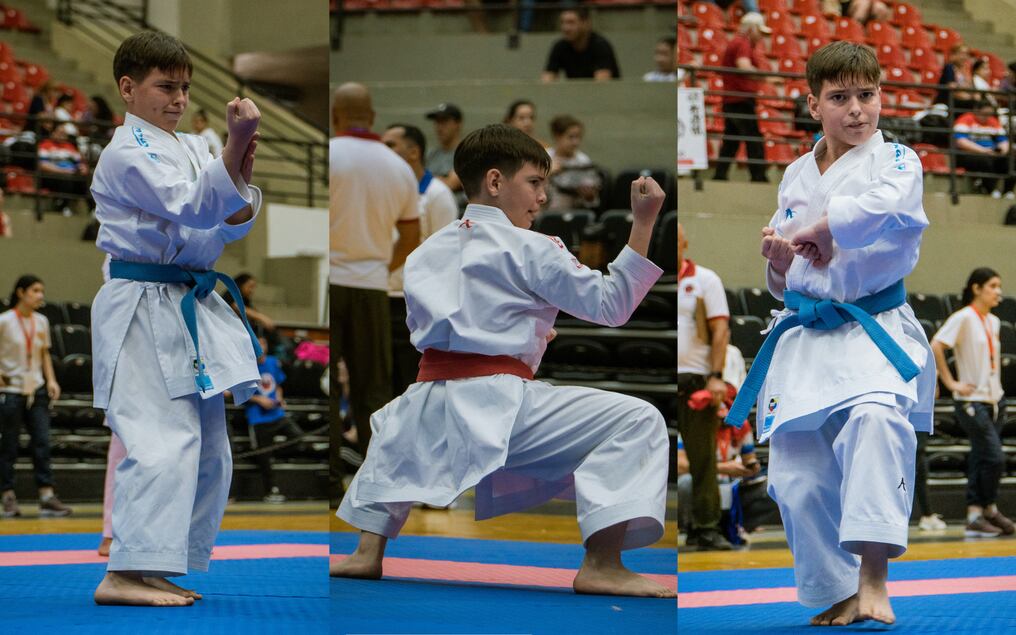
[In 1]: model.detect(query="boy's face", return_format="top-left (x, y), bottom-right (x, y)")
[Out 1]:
top-left (493, 162), bottom-right (548, 229)
top-left (808, 80), bottom-right (880, 149)
top-left (120, 68), bottom-right (191, 134)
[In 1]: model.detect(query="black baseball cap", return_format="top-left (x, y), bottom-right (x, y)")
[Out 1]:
top-left (425, 103), bottom-right (463, 121)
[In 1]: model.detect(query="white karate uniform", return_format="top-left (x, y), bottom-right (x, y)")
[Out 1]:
top-left (761, 131), bottom-right (935, 607)
top-left (339, 204), bottom-right (668, 550)
top-left (90, 112), bottom-right (262, 576)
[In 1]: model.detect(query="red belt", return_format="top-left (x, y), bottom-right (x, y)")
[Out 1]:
top-left (417, 349), bottom-right (534, 382)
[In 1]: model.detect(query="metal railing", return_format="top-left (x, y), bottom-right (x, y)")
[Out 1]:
top-left (680, 63), bottom-right (1016, 205)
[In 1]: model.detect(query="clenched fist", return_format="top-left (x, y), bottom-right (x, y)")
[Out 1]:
top-left (761, 226), bottom-right (794, 275)
top-left (226, 97), bottom-right (260, 148)
top-left (630, 176), bottom-right (665, 224)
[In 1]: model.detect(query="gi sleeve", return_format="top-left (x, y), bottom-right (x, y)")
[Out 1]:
top-left (526, 238), bottom-right (662, 327)
top-left (826, 143), bottom-right (928, 250)
top-left (701, 269), bottom-right (729, 319)
top-left (109, 143), bottom-right (252, 231)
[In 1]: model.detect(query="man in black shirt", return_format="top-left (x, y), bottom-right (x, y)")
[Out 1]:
top-left (541, 7), bottom-right (620, 82)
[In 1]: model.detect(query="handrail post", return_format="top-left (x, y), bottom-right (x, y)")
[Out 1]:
top-left (947, 89), bottom-right (959, 205)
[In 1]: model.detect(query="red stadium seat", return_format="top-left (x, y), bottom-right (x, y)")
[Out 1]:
top-left (759, 0), bottom-right (788, 12)
top-left (0, 61), bottom-right (17, 83)
top-left (908, 46), bottom-right (939, 74)
top-left (21, 63), bottom-right (48, 89)
top-left (779, 57), bottom-right (805, 75)
top-left (678, 24), bottom-right (693, 52)
top-left (877, 43), bottom-right (907, 69)
top-left (884, 65), bottom-right (911, 86)
top-left (898, 90), bottom-right (930, 111)
top-left (757, 82), bottom-right (789, 110)
top-left (764, 139), bottom-right (799, 166)
top-left (901, 25), bottom-right (931, 50)
top-left (706, 106), bottom-right (724, 133)
top-left (800, 13), bottom-right (829, 39)
top-left (833, 17), bottom-right (865, 42)
top-left (757, 108), bottom-right (798, 138)
top-left (770, 33), bottom-right (802, 59)
top-left (2, 8), bottom-right (39, 33)
top-left (694, 27), bottom-right (729, 54)
top-left (1, 80), bottom-right (27, 104)
top-left (701, 50), bottom-right (723, 74)
top-left (913, 144), bottom-right (963, 176)
top-left (866, 20), bottom-right (899, 46)
top-left (788, 0), bottom-right (821, 16)
top-left (892, 2), bottom-right (922, 28)
top-left (767, 9), bottom-right (794, 34)
top-left (806, 35), bottom-right (830, 55)
top-left (692, 1), bottom-right (727, 28)
top-left (5, 168), bottom-right (35, 195)
top-left (932, 26), bottom-right (962, 54)
top-left (983, 52), bottom-right (1007, 82)
top-left (705, 75), bottom-right (724, 106)
top-left (785, 79), bottom-right (810, 99)
top-left (0, 43), bottom-right (12, 63)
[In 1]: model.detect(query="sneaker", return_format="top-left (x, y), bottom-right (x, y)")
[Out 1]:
top-left (984, 510), bottom-right (1016, 536)
top-left (263, 487), bottom-right (286, 504)
top-left (690, 530), bottom-right (733, 551)
top-left (919, 513), bottom-right (947, 531)
top-left (1006, 191), bottom-right (1016, 201)
top-left (1, 491), bottom-right (20, 518)
top-left (991, 190), bottom-right (1003, 199)
top-left (965, 515), bottom-right (1002, 538)
top-left (38, 495), bottom-right (72, 518)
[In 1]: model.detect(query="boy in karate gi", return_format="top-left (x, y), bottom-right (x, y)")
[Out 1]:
top-left (89, 31), bottom-right (263, 607)
top-left (725, 41), bottom-right (936, 625)
top-left (333, 124), bottom-right (674, 598)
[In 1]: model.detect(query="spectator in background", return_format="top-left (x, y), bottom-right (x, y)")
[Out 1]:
top-left (935, 44), bottom-right (975, 114)
top-left (381, 123), bottom-right (458, 395)
top-left (677, 223), bottom-right (731, 550)
top-left (710, 0), bottom-right (758, 13)
top-left (971, 58), bottom-right (996, 106)
top-left (953, 99), bottom-right (1014, 199)
top-left (26, 81), bottom-right (59, 134)
top-left (84, 95), bottom-right (116, 142)
top-left (330, 82), bottom-right (419, 500)
top-left (0, 275), bottom-right (71, 519)
top-left (823, 0), bottom-right (890, 23)
top-left (713, 12), bottom-right (771, 183)
top-left (424, 102), bottom-right (464, 196)
top-left (931, 268), bottom-right (1013, 537)
top-left (542, 7), bottom-right (620, 82)
top-left (0, 188), bottom-right (11, 238)
top-left (246, 336), bottom-right (305, 504)
top-left (224, 273), bottom-right (277, 335)
top-left (1000, 61), bottom-right (1016, 94)
top-left (53, 93), bottom-right (78, 137)
top-left (546, 114), bottom-right (602, 212)
top-left (643, 36), bottom-right (678, 83)
top-left (503, 99), bottom-right (547, 146)
top-left (38, 123), bottom-right (90, 215)
top-left (191, 108), bottom-right (223, 157)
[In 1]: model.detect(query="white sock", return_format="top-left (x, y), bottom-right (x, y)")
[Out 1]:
top-left (968, 511), bottom-right (981, 523)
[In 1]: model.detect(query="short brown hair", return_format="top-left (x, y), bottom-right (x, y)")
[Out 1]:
top-left (806, 41), bottom-right (880, 98)
top-left (113, 31), bottom-right (193, 83)
top-left (453, 124), bottom-right (551, 199)
top-left (549, 114), bottom-right (583, 138)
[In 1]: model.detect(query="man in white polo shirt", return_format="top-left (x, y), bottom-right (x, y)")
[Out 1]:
top-left (677, 222), bottom-right (732, 550)
top-left (330, 83), bottom-right (420, 498)
top-left (381, 123), bottom-right (459, 395)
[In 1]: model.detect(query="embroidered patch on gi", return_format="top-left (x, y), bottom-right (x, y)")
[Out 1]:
top-left (763, 395), bottom-right (779, 434)
top-left (784, 208), bottom-right (795, 219)
top-left (146, 152), bottom-right (160, 162)
top-left (132, 126), bottom-right (149, 147)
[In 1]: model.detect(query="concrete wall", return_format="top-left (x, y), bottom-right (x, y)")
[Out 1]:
top-left (338, 81), bottom-right (675, 174)
top-left (963, 0), bottom-right (1016, 40)
top-left (678, 179), bottom-right (1016, 295)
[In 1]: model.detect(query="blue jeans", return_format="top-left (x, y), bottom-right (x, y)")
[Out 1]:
top-left (0, 387), bottom-right (54, 492)
top-left (954, 399), bottom-right (1007, 507)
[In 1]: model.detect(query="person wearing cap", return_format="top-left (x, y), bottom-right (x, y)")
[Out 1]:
top-left (541, 7), bottom-right (620, 82)
top-left (424, 102), bottom-right (463, 195)
top-left (713, 12), bottom-right (772, 183)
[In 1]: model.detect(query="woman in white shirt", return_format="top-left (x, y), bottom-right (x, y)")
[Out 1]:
top-left (0, 275), bottom-right (70, 518)
top-left (931, 267), bottom-right (1011, 537)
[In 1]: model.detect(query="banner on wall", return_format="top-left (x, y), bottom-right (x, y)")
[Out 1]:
top-left (677, 87), bottom-right (707, 170)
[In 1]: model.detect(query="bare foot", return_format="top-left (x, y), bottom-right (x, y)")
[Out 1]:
top-left (857, 541), bottom-right (895, 624)
top-left (573, 562), bottom-right (676, 598)
top-left (330, 553), bottom-right (382, 579)
top-left (810, 594), bottom-right (859, 626)
top-left (94, 572), bottom-right (194, 607)
top-left (331, 531), bottom-right (387, 579)
top-left (97, 537), bottom-right (111, 557)
top-left (142, 576), bottom-right (202, 600)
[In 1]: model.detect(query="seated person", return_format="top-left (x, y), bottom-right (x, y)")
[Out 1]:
top-left (953, 99), bottom-right (1014, 198)
top-left (37, 123), bottom-right (90, 214)
top-left (546, 115), bottom-right (602, 211)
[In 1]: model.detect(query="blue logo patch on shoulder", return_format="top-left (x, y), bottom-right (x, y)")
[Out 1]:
top-left (147, 152), bottom-right (160, 162)
top-left (785, 208), bottom-right (795, 219)
top-left (132, 127), bottom-right (149, 147)
top-left (892, 143), bottom-right (907, 171)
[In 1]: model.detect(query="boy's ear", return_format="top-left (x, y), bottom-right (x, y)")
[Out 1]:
top-left (807, 93), bottom-right (820, 121)
top-left (484, 168), bottom-right (503, 197)
top-left (118, 76), bottom-right (135, 103)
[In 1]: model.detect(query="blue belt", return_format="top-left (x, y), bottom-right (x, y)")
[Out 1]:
top-left (109, 260), bottom-right (263, 392)
top-left (725, 280), bottom-right (920, 428)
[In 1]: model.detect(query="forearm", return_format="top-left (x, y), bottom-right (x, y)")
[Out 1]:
top-left (225, 204), bottom-right (253, 225)
top-left (389, 232), bottom-right (419, 272)
top-left (931, 342), bottom-right (956, 387)
top-left (42, 351), bottom-right (56, 384)
top-left (626, 219), bottom-right (655, 258)
top-left (708, 322), bottom-right (729, 373)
